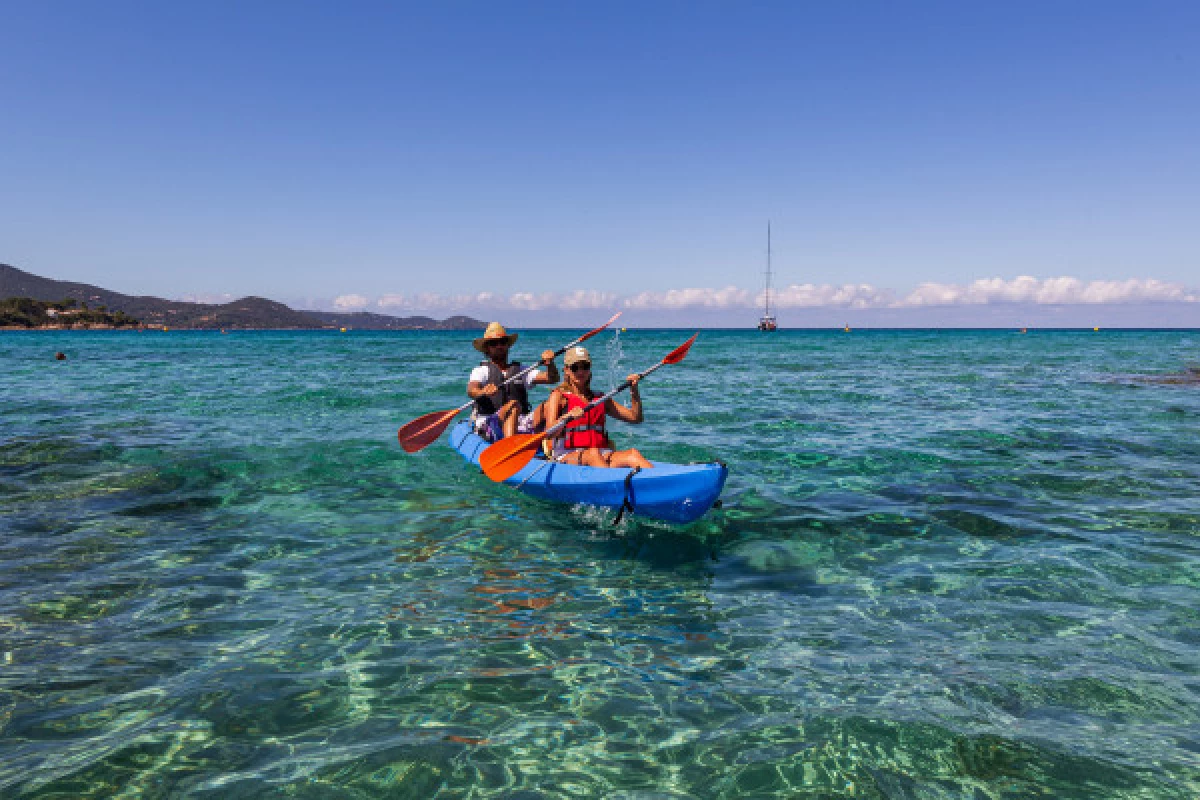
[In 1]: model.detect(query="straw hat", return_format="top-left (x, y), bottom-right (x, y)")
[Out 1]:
top-left (472, 322), bottom-right (519, 353)
top-left (564, 346), bottom-right (591, 367)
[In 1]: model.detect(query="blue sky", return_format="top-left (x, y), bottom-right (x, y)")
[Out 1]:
top-left (2, 1), bottom-right (1198, 326)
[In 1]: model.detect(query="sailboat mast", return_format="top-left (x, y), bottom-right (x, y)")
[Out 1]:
top-left (764, 221), bottom-right (772, 318)
top-left (756, 221), bottom-right (778, 330)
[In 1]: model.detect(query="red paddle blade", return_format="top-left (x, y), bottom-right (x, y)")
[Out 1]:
top-left (479, 432), bottom-right (547, 482)
top-left (662, 332), bottom-right (699, 365)
top-left (578, 312), bottom-right (622, 343)
top-left (397, 408), bottom-right (460, 453)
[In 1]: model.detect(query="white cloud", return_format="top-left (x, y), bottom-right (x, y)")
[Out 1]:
top-left (896, 276), bottom-right (1199, 307)
top-left (333, 293), bottom-right (370, 311)
top-left (508, 292), bottom-right (548, 311)
top-left (623, 286), bottom-right (751, 310)
top-left (177, 292), bottom-right (235, 304)
top-left (374, 288), bottom-right (618, 312)
top-left (375, 293), bottom-right (409, 309)
top-left (771, 283), bottom-right (895, 309)
top-left (560, 289), bottom-right (620, 310)
top-left (337, 276), bottom-right (1197, 314)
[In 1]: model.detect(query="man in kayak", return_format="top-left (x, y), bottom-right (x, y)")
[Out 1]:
top-left (542, 345), bottom-right (653, 469)
top-left (468, 322), bottom-right (559, 441)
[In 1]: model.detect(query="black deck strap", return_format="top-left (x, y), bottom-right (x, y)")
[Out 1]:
top-left (613, 466), bottom-right (642, 526)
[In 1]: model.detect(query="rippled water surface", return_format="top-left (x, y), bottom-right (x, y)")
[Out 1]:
top-left (2, 329), bottom-right (1199, 798)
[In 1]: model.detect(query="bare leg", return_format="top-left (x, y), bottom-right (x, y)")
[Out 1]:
top-left (577, 448), bottom-right (609, 468)
top-left (530, 402), bottom-right (546, 431)
top-left (570, 448), bottom-right (649, 469)
top-left (498, 400), bottom-right (520, 438)
top-left (559, 448), bottom-right (652, 469)
top-left (609, 449), bottom-right (652, 469)
top-left (557, 450), bottom-right (586, 466)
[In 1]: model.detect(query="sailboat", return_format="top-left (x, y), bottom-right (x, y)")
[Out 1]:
top-left (757, 222), bottom-right (778, 331)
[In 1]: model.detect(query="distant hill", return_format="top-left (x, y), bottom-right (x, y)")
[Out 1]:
top-left (0, 263), bottom-right (485, 330)
top-left (308, 311), bottom-right (490, 330)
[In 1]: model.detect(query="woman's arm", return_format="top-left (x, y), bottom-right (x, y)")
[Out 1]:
top-left (543, 389), bottom-right (565, 429)
top-left (604, 374), bottom-right (644, 424)
top-left (546, 389), bottom-right (587, 433)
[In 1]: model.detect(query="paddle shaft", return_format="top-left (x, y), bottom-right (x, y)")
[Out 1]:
top-left (456, 320), bottom-right (620, 416)
top-left (477, 332), bottom-right (697, 481)
top-left (398, 313), bottom-right (624, 454)
top-left (540, 359), bottom-right (665, 440)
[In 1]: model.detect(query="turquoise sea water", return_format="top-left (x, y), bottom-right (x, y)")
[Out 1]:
top-left (2, 328), bottom-right (1199, 798)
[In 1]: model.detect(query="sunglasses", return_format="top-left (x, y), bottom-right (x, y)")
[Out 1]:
top-left (568, 362), bottom-right (591, 371)
top-left (485, 340), bottom-right (509, 348)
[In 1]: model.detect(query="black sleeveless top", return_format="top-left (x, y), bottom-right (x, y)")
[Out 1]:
top-left (473, 360), bottom-right (530, 415)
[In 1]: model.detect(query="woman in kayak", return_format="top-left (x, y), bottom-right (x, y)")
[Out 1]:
top-left (542, 346), bottom-right (653, 469)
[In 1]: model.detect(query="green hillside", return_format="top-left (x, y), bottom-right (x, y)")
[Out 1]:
top-left (0, 297), bottom-right (141, 328)
top-left (0, 263), bottom-right (484, 330)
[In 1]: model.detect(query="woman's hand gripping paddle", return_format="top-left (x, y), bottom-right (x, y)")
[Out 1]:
top-left (396, 313), bottom-right (622, 453)
top-left (479, 332), bottom-right (699, 482)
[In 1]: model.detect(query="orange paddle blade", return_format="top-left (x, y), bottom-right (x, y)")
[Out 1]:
top-left (397, 408), bottom-right (461, 453)
top-left (479, 432), bottom-right (548, 482)
top-left (662, 332), bottom-right (699, 365)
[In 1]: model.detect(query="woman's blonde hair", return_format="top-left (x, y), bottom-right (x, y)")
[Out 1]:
top-left (555, 371), bottom-right (596, 399)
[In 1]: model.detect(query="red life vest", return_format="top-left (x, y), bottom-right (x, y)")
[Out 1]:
top-left (562, 391), bottom-right (609, 450)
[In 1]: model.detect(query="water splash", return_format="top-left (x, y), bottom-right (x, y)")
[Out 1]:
top-left (605, 328), bottom-right (625, 391)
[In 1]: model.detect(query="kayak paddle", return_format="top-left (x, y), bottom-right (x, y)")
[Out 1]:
top-left (479, 332), bottom-right (699, 482)
top-left (396, 312), bottom-right (622, 453)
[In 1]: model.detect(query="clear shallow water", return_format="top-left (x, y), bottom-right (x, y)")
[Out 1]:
top-left (2, 328), bottom-right (1198, 798)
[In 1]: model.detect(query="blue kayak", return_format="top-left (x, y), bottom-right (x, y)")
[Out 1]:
top-left (449, 421), bottom-right (727, 524)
